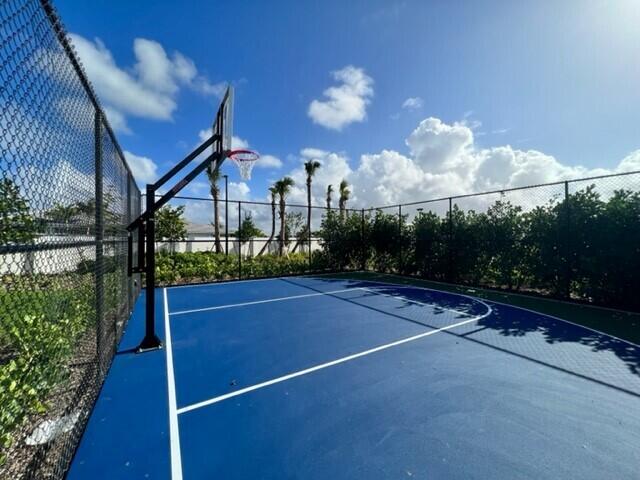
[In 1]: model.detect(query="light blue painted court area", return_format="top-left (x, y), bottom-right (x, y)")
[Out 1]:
top-left (68, 276), bottom-right (640, 479)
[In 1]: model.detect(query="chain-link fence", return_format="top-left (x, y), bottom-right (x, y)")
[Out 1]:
top-left (147, 169), bottom-right (640, 313)
top-left (365, 171), bottom-right (640, 311)
top-left (150, 194), bottom-right (361, 285)
top-left (0, 1), bottom-right (141, 478)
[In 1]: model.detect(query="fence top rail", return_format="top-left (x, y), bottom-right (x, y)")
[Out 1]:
top-left (144, 194), bottom-right (362, 212)
top-left (144, 169), bottom-right (640, 214)
top-left (367, 169), bottom-right (640, 211)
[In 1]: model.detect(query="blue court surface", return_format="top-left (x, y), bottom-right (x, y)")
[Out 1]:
top-left (68, 276), bottom-right (640, 479)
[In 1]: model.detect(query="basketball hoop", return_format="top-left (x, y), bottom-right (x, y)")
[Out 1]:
top-left (227, 149), bottom-right (259, 180)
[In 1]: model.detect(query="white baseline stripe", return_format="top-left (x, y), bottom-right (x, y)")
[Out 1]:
top-left (164, 288), bottom-right (183, 480)
top-left (170, 287), bottom-right (366, 316)
top-left (177, 307), bottom-right (492, 415)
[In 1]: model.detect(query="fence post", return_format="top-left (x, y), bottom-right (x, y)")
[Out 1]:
top-left (564, 181), bottom-right (571, 299)
top-left (308, 207), bottom-right (312, 270)
top-left (238, 201), bottom-right (242, 279)
top-left (447, 197), bottom-right (453, 282)
top-left (94, 110), bottom-right (105, 376)
top-left (126, 175), bottom-right (132, 316)
top-left (398, 205), bottom-right (403, 273)
top-left (361, 208), bottom-right (366, 271)
top-left (225, 175), bottom-right (229, 256)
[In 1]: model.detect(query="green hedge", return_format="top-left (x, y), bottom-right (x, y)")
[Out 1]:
top-left (316, 186), bottom-right (640, 311)
top-left (155, 251), bottom-right (327, 285)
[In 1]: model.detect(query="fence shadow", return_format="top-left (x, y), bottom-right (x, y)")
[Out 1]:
top-left (282, 277), bottom-right (640, 398)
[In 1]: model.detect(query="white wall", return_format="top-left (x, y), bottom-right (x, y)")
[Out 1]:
top-left (157, 236), bottom-right (322, 256)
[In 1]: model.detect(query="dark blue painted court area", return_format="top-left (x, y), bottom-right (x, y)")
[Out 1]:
top-left (68, 276), bottom-right (640, 479)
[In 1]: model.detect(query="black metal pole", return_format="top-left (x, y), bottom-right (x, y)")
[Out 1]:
top-left (308, 211), bottom-right (312, 270)
top-left (398, 205), bottom-right (403, 273)
top-left (448, 197), bottom-right (453, 282)
top-left (137, 224), bottom-right (145, 270)
top-left (564, 181), bottom-right (571, 299)
top-left (137, 184), bottom-right (162, 352)
top-left (224, 175), bottom-right (229, 256)
top-left (94, 111), bottom-right (105, 374)
top-left (126, 173), bottom-right (132, 315)
top-left (238, 201), bottom-right (242, 279)
top-left (361, 208), bottom-right (366, 271)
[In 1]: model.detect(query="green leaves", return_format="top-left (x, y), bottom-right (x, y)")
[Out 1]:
top-left (155, 205), bottom-right (188, 242)
top-left (0, 178), bottom-right (36, 244)
top-left (155, 251), bottom-right (313, 285)
top-left (0, 277), bottom-right (93, 462)
top-left (233, 213), bottom-right (265, 244)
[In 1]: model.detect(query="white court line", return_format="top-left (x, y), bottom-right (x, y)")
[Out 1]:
top-left (359, 277), bottom-right (640, 348)
top-left (163, 288), bottom-right (183, 480)
top-left (360, 287), bottom-right (476, 318)
top-left (176, 305), bottom-right (492, 415)
top-left (170, 287), bottom-right (366, 316)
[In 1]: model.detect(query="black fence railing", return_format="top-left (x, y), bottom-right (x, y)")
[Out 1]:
top-left (147, 195), bottom-right (362, 285)
top-left (150, 169), bottom-right (640, 313)
top-left (366, 171), bottom-right (640, 311)
top-left (0, 1), bottom-right (141, 478)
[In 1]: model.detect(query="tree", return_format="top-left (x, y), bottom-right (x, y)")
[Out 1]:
top-left (318, 209), bottom-right (365, 269)
top-left (0, 178), bottom-right (36, 244)
top-left (155, 205), bottom-right (187, 243)
top-left (326, 184), bottom-right (333, 210)
top-left (287, 212), bottom-right (306, 253)
top-left (45, 203), bottom-right (79, 224)
top-left (304, 160), bottom-right (321, 253)
top-left (338, 179), bottom-right (350, 219)
top-left (272, 177), bottom-right (295, 256)
top-left (233, 212), bottom-right (265, 245)
top-left (413, 210), bottom-right (447, 279)
top-left (206, 164), bottom-right (222, 253)
top-left (71, 193), bottom-right (120, 235)
top-left (258, 186), bottom-right (278, 256)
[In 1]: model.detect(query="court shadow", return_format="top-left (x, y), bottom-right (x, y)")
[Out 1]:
top-left (283, 277), bottom-right (640, 398)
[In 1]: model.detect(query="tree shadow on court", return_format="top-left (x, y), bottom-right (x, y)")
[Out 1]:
top-left (283, 277), bottom-right (640, 398)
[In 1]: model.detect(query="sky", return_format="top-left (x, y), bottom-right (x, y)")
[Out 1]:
top-left (56, 0), bottom-right (640, 226)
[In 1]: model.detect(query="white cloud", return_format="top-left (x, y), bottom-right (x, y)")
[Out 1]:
top-left (229, 181), bottom-right (250, 199)
top-left (282, 149), bottom-right (353, 207)
top-left (301, 148), bottom-right (328, 159)
top-left (618, 150), bottom-right (640, 172)
top-left (308, 66), bottom-right (374, 130)
top-left (103, 106), bottom-right (131, 134)
top-left (281, 117), bottom-right (640, 212)
top-left (69, 34), bottom-right (225, 132)
top-left (124, 151), bottom-right (158, 185)
top-left (231, 136), bottom-right (249, 149)
top-left (256, 155), bottom-right (283, 169)
top-left (402, 97), bottom-right (423, 110)
top-left (182, 116), bottom-right (640, 228)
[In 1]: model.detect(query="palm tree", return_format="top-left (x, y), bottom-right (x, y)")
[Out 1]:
top-left (206, 165), bottom-right (222, 253)
top-left (326, 184), bottom-right (333, 210)
top-left (304, 160), bottom-right (321, 251)
top-left (272, 176), bottom-right (295, 256)
top-left (338, 179), bottom-right (350, 219)
top-left (258, 186), bottom-right (278, 256)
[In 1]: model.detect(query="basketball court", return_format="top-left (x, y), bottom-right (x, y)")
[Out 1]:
top-left (67, 275), bottom-right (640, 479)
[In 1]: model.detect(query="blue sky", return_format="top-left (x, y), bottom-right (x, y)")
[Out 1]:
top-left (57, 0), bottom-right (640, 223)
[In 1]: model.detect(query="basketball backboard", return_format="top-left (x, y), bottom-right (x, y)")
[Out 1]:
top-left (213, 86), bottom-right (234, 156)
